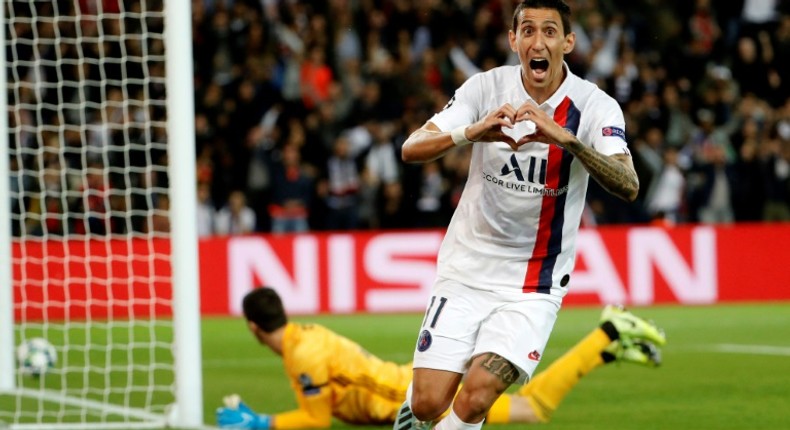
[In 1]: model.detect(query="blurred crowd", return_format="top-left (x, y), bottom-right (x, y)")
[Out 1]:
top-left (7, 0), bottom-right (790, 237)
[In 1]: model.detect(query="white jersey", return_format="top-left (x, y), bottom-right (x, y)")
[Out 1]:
top-left (429, 64), bottom-right (629, 298)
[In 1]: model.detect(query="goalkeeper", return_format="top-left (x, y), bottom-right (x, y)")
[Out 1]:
top-left (216, 287), bottom-right (665, 429)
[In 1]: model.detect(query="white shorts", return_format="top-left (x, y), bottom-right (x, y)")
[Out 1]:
top-left (412, 277), bottom-right (561, 384)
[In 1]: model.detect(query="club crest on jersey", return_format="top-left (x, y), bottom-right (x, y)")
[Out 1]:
top-left (417, 330), bottom-right (433, 352)
top-left (528, 350), bottom-right (542, 361)
top-left (602, 126), bottom-right (626, 141)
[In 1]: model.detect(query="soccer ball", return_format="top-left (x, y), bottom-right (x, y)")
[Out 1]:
top-left (17, 338), bottom-right (57, 376)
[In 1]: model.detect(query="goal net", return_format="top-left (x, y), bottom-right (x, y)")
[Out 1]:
top-left (0, 0), bottom-right (203, 428)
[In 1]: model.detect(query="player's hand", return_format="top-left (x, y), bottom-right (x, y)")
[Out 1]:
top-left (216, 395), bottom-right (272, 430)
top-left (465, 103), bottom-right (519, 147)
top-left (512, 101), bottom-right (577, 150)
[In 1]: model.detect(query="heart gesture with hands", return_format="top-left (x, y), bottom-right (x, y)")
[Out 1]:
top-left (511, 100), bottom-right (576, 151)
top-left (463, 103), bottom-right (521, 148)
top-left (464, 101), bottom-right (572, 152)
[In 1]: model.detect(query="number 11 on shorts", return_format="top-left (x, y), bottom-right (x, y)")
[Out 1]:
top-left (422, 296), bottom-right (447, 329)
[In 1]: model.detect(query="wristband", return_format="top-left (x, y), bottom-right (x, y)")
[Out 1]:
top-left (450, 126), bottom-right (473, 146)
top-left (257, 414), bottom-right (272, 430)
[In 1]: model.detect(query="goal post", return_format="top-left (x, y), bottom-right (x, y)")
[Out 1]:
top-left (0, 0), bottom-right (204, 428)
top-left (0, 0), bottom-right (15, 395)
top-left (165, 0), bottom-right (204, 426)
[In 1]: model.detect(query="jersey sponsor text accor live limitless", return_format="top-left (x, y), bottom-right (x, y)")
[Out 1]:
top-left (429, 64), bottom-right (629, 297)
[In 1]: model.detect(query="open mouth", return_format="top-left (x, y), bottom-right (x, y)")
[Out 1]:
top-left (529, 58), bottom-right (549, 72)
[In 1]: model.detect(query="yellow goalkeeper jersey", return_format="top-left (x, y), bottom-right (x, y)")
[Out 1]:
top-left (272, 322), bottom-right (411, 429)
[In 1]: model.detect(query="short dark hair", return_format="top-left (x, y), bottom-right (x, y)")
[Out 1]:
top-left (512, 0), bottom-right (572, 35)
top-left (242, 287), bottom-right (288, 332)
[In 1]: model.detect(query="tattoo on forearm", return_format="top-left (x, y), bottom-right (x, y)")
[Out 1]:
top-left (570, 140), bottom-right (638, 201)
top-left (479, 353), bottom-right (519, 385)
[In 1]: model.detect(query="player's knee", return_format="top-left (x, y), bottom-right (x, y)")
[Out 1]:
top-left (454, 386), bottom-right (499, 419)
top-left (410, 390), bottom-right (451, 421)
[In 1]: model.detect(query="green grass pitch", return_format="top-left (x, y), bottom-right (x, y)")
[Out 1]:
top-left (203, 303), bottom-right (790, 430)
top-left (4, 303), bottom-right (789, 429)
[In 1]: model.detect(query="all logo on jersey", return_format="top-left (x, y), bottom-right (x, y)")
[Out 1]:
top-left (602, 126), bottom-right (626, 141)
top-left (500, 154), bottom-right (547, 185)
top-left (528, 350), bottom-right (542, 361)
top-left (500, 154), bottom-right (525, 181)
top-left (486, 152), bottom-right (567, 197)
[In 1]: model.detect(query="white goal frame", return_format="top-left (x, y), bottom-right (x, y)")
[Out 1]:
top-left (0, 0), bottom-right (204, 428)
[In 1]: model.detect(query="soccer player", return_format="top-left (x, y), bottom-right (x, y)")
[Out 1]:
top-left (397, 1), bottom-right (643, 429)
top-left (215, 287), bottom-right (665, 429)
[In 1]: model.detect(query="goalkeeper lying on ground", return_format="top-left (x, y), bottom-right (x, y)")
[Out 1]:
top-left (216, 287), bottom-right (666, 429)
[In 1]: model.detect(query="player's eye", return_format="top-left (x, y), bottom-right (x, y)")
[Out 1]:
top-left (545, 28), bottom-right (556, 37)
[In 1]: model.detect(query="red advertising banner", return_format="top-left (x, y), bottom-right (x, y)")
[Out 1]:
top-left (12, 238), bottom-right (173, 321)
top-left (13, 223), bottom-right (790, 319)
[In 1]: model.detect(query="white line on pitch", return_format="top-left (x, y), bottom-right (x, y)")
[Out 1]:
top-left (700, 344), bottom-right (790, 356)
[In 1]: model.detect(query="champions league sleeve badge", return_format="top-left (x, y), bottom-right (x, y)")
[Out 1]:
top-left (417, 330), bottom-right (433, 352)
top-left (601, 126), bottom-right (626, 141)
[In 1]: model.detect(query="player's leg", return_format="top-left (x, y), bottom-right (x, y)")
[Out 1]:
top-left (434, 296), bottom-right (561, 430)
top-left (435, 352), bottom-right (517, 429)
top-left (410, 369), bottom-right (463, 419)
top-left (393, 368), bottom-right (464, 430)
top-left (396, 280), bottom-right (493, 429)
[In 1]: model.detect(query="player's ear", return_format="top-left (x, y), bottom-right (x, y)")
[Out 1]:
top-left (247, 320), bottom-right (262, 337)
top-left (508, 29), bottom-right (517, 52)
top-left (563, 32), bottom-right (576, 54)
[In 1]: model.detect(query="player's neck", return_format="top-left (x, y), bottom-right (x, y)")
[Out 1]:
top-left (262, 326), bottom-right (287, 356)
top-left (521, 66), bottom-right (566, 105)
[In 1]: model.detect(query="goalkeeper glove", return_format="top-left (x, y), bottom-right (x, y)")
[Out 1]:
top-left (216, 399), bottom-right (272, 430)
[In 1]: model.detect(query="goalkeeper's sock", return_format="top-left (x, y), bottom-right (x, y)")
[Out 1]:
top-left (485, 393), bottom-right (511, 424)
top-left (513, 327), bottom-right (610, 422)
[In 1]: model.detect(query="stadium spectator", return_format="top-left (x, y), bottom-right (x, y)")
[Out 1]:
top-left (215, 190), bottom-right (257, 235)
top-left (215, 286), bottom-right (664, 430)
top-left (197, 182), bottom-right (217, 237)
top-left (731, 34), bottom-right (775, 102)
top-left (378, 181), bottom-right (409, 229)
top-left (300, 44), bottom-right (334, 110)
top-left (28, 158), bottom-right (67, 236)
top-left (643, 135), bottom-right (686, 225)
top-left (149, 194), bottom-right (171, 234)
top-left (73, 163), bottom-right (112, 235)
top-left (682, 0), bottom-right (724, 83)
top-left (413, 161), bottom-right (446, 228)
top-left (740, 0), bottom-right (781, 38)
top-left (365, 122), bottom-right (401, 187)
top-left (321, 136), bottom-right (362, 231)
top-left (268, 143), bottom-right (314, 234)
top-left (660, 83), bottom-right (696, 149)
top-left (759, 128), bottom-right (790, 220)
